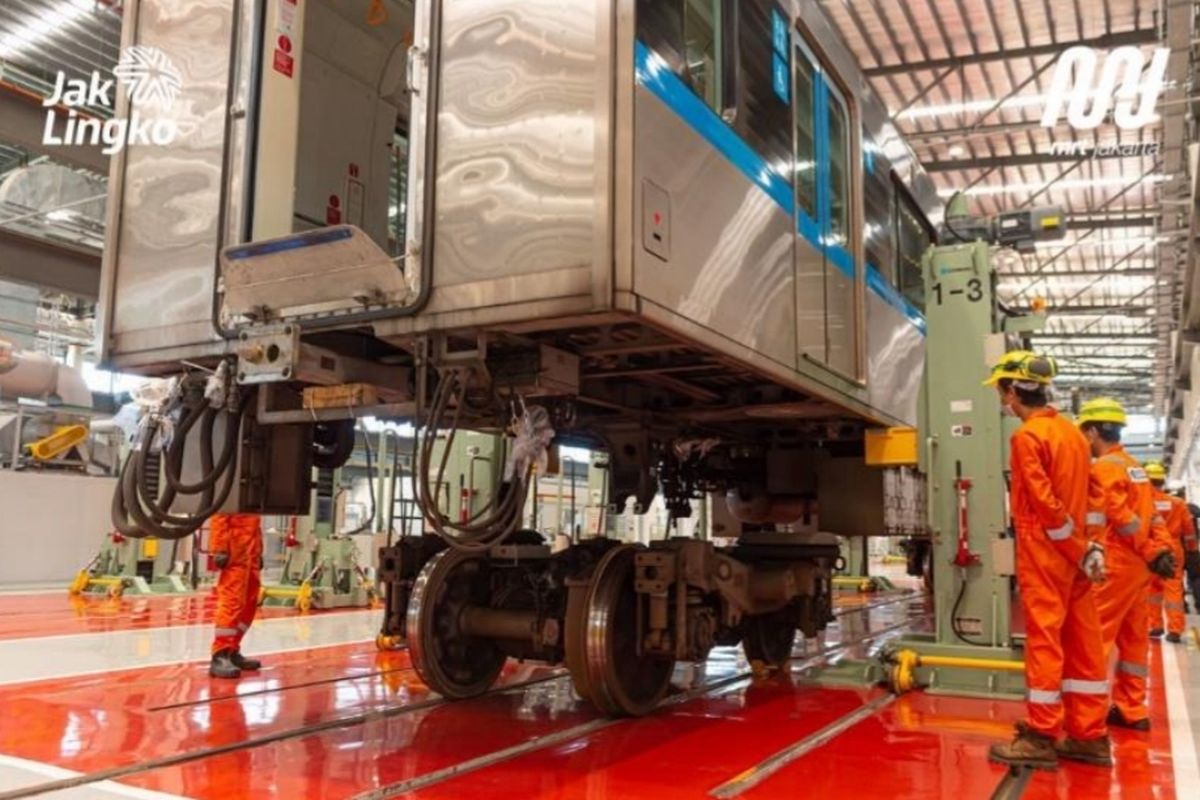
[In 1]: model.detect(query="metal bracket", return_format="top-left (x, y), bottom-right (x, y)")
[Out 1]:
top-left (235, 323), bottom-right (299, 385)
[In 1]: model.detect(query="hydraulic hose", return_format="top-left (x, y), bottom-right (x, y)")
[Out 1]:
top-left (111, 378), bottom-right (250, 540)
top-left (412, 371), bottom-right (533, 552)
top-left (341, 420), bottom-right (377, 536)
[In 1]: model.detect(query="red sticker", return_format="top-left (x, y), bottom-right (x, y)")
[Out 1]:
top-left (348, 163), bottom-right (360, 178)
top-left (278, 34), bottom-right (292, 53)
top-left (327, 194), bottom-right (340, 208)
top-left (326, 205), bottom-right (342, 224)
top-left (272, 49), bottom-right (294, 77)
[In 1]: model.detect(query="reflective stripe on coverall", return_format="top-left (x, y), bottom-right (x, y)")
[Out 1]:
top-left (1009, 408), bottom-right (1109, 741)
top-left (210, 513), bottom-right (264, 655)
top-left (1146, 491), bottom-right (1196, 636)
top-left (1091, 447), bottom-right (1172, 724)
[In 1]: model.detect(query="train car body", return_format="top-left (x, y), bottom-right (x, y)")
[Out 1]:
top-left (100, 0), bottom-right (936, 429)
top-left (100, 0), bottom-right (940, 715)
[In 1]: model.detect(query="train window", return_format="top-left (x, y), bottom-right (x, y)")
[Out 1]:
top-left (683, 0), bottom-right (722, 111)
top-left (637, 1), bottom-right (726, 114)
top-left (733, 0), bottom-right (792, 182)
top-left (388, 130), bottom-right (408, 258)
top-left (793, 48), bottom-right (817, 220)
top-left (895, 188), bottom-right (932, 312)
top-left (862, 137), bottom-right (895, 283)
top-left (826, 91), bottom-right (850, 245)
top-left (637, 1), bottom-right (687, 76)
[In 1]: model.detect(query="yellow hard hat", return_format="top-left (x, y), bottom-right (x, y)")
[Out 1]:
top-left (983, 350), bottom-right (1058, 387)
top-left (1076, 397), bottom-right (1127, 427)
top-left (1144, 462), bottom-right (1167, 482)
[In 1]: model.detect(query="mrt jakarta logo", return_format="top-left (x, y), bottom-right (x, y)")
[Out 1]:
top-left (1042, 45), bottom-right (1169, 130)
top-left (43, 46), bottom-right (183, 155)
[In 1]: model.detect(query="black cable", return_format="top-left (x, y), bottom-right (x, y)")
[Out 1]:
top-left (111, 375), bottom-right (248, 540)
top-left (410, 370), bottom-right (534, 551)
top-left (343, 419), bottom-right (376, 536)
top-left (949, 570), bottom-right (987, 647)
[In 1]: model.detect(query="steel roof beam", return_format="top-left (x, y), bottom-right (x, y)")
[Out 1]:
top-left (864, 27), bottom-right (1160, 77)
top-left (924, 151), bottom-right (1143, 172)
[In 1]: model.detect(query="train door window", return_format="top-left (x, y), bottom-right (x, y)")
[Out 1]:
top-left (826, 90), bottom-right (850, 247)
top-left (894, 187), bottom-right (932, 312)
top-left (793, 46), bottom-right (817, 220)
top-left (683, 0), bottom-right (722, 111)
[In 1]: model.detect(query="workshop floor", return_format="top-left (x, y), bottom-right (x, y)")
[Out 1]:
top-left (0, 576), bottom-right (1196, 799)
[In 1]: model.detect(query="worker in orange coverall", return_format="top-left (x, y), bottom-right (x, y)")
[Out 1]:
top-left (1143, 462), bottom-right (1196, 644)
top-left (209, 513), bottom-right (264, 679)
top-left (1078, 398), bottom-right (1176, 731)
top-left (984, 351), bottom-right (1111, 770)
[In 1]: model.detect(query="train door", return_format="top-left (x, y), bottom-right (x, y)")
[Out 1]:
top-left (822, 81), bottom-right (857, 377)
top-left (791, 36), bottom-right (859, 377)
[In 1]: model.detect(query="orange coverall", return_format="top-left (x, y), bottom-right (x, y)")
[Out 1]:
top-left (1009, 408), bottom-right (1108, 741)
top-left (210, 513), bottom-right (264, 655)
top-left (1091, 447), bottom-right (1172, 725)
top-left (1146, 489), bottom-right (1197, 636)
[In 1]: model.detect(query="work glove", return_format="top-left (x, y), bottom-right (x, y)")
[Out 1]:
top-left (213, 551), bottom-right (230, 570)
top-left (1148, 550), bottom-right (1176, 579)
top-left (1080, 543), bottom-right (1106, 584)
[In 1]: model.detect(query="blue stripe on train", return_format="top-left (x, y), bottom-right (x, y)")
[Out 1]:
top-left (634, 40), bottom-right (925, 334)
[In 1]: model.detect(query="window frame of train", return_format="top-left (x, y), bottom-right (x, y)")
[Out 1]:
top-left (791, 30), bottom-right (862, 381)
top-left (634, 0), bottom-right (737, 117)
top-left (892, 178), bottom-right (934, 314)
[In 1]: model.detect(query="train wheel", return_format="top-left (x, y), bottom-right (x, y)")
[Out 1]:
top-left (742, 610), bottom-right (796, 668)
top-left (563, 570), bottom-right (595, 705)
top-left (407, 549), bottom-right (505, 699)
top-left (566, 544), bottom-right (672, 716)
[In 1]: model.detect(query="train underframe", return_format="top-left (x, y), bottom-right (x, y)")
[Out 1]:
top-left (367, 372), bottom-right (845, 715)
top-left (115, 328), bottom-right (864, 717)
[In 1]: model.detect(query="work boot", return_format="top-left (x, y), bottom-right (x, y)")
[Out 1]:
top-left (1107, 706), bottom-right (1150, 731)
top-left (988, 722), bottom-right (1058, 771)
top-left (1166, 633), bottom-right (1183, 644)
top-left (209, 649), bottom-right (241, 679)
top-left (231, 651), bottom-right (262, 671)
top-left (1055, 736), bottom-right (1113, 767)
top-left (1149, 628), bottom-right (1164, 639)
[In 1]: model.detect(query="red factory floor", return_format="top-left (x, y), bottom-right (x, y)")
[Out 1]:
top-left (0, 587), bottom-right (1194, 799)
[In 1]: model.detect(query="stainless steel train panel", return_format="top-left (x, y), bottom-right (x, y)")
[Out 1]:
top-left (98, 0), bottom-right (256, 368)
top-left (795, 235), bottom-right (825, 364)
top-left (428, 0), bottom-right (611, 295)
top-left (631, 90), bottom-right (797, 371)
top-left (865, 288), bottom-right (924, 425)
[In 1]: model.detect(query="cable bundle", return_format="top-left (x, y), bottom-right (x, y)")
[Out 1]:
top-left (413, 371), bottom-right (549, 551)
top-left (111, 374), bottom-right (248, 540)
